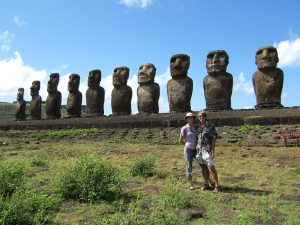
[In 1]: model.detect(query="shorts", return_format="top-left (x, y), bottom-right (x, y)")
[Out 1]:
top-left (195, 148), bottom-right (215, 166)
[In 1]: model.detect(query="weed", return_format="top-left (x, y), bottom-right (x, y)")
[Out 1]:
top-left (56, 156), bottom-right (123, 202)
top-left (0, 189), bottom-right (61, 225)
top-left (239, 124), bottom-right (264, 134)
top-left (157, 185), bottom-right (191, 210)
top-left (0, 162), bottom-right (25, 198)
top-left (31, 155), bottom-right (49, 167)
top-left (130, 155), bottom-right (156, 177)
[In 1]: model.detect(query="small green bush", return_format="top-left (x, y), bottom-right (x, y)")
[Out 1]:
top-left (57, 156), bottom-right (123, 202)
top-left (130, 155), bottom-right (156, 177)
top-left (0, 190), bottom-right (61, 225)
top-left (0, 162), bottom-right (25, 198)
top-left (31, 155), bottom-right (49, 167)
top-left (157, 186), bottom-right (191, 209)
top-left (148, 207), bottom-right (186, 225)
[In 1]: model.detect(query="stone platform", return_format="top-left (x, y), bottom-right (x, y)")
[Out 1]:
top-left (0, 107), bottom-right (300, 131)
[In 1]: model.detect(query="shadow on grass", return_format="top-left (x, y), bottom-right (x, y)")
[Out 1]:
top-left (220, 186), bottom-right (272, 195)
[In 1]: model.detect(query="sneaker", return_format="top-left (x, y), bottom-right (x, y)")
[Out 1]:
top-left (213, 186), bottom-right (220, 193)
top-left (201, 183), bottom-right (210, 191)
top-left (209, 180), bottom-right (215, 188)
top-left (189, 185), bottom-right (195, 190)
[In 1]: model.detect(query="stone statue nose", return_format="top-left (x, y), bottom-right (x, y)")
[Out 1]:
top-left (212, 54), bottom-right (219, 62)
top-left (261, 49), bottom-right (271, 59)
top-left (175, 58), bottom-right (183, 67)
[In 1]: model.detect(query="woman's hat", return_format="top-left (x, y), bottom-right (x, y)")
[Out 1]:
top-left (185, 112), bottom-right (195, 119)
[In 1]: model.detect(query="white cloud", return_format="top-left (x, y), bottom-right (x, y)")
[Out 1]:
top-left (155, 67), bottom-right (170, 86)
top-left (119, 0), bottom-right (153, 8)
top-left (274, 38), bottom-right (300, 68)
top-left (233, 72), bottom-right (254, 95)
top-left (0, 51), bottom-right (48, 102)
top-left (13, 15), bottom-right (28, 27)
top-left (0, 30), bottom-right (14, 52)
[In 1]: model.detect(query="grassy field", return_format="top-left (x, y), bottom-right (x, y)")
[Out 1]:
top-left (0, 129), bottom-right (299, 225)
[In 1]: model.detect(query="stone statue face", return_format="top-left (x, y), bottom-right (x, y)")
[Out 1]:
top-left (113, 67), bottom-right (129, 87)
top-left (88, 70), bottom-right (101, 89)
top-left (138, 63), bottom-right (156, 84)
top-left (170, 54), bottom-right (190, 78)
top-left (47, 73), bottom-right (59, 94)
top-left (17, 88), bottom-right (24, 101)
top-left (68, 74), bottom-right (80, 92)
top-left (30, 81), bottom-right (40, 96)
top-left (255, 46), bottom-right (279, 69)
top-left (206, 50), bottom-right (229, 74)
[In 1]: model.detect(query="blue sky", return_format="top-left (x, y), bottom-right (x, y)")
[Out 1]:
top-left (0, 0), bottom-right (299, 115)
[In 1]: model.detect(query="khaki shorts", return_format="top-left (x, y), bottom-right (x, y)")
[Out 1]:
top-left (196, 148), bottom-right (215, 166)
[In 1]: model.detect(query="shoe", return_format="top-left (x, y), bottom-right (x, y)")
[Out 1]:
top-left (209, 180), bottom-right (215, 188)
top-left (213, 186), bottom-right (220, 193)
top-left (201, 183), bottom-right (210, 191)
top-left (189, 185), bottom-right (195, 190)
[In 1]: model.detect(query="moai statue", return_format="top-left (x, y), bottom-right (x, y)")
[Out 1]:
top-left (111, 66), bottom-right (132, 115)
top-left (204, 50), bottom-right (233, 110)
top-left (30, 80), bottom-right (42, 120)
top-left (86, 69), bottom-right (105, 116)
top-left (15, 88), bottom-right (26, 121)
top-left (137, 63), bottom-right (160, 114)
top-left (167, 54), bottom-right (193, 112)
top-left (46, 73), bottom-right (62, 119)
top-left (66, 74), bottom-right (82, 117)
top-left (253, 46), bottom-right (284, 109)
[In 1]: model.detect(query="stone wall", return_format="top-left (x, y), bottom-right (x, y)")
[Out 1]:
top-left (0, 107), bottom-right (300, 131)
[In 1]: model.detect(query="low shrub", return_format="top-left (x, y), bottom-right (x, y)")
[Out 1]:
top-left (0, 162), bottom-right (25, 198)
top-left (130, 155), bottom-right (156, 177)
top-left (31, 155), bottom-right (49, 167)
top-left (57, 156), bottom-right (123, 202)
top-left (157, 186), bottom-right (191, 209)
top-left (0, 189), bottom-right (61, 225)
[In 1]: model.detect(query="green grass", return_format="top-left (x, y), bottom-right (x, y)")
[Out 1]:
top-left (0, 131), bottom-right (299, 224)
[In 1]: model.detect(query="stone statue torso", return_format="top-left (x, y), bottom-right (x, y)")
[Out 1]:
top-left (204, 72), bottom-right (233, 110)
top-left (167, 77), bottom-right (193, 112)
top-left (253, 68), bottom-right (284, 109)
top-left (66, 91), bottom-right (82, 117)
top-left (86, 86), bottom-right (105, 115)
top-left (46, 91), bottom-right (62, 119)
top-left (15, 100), bottom-right (26, 121)
top-left (137, 83), bottom-right (159, 114)
top-left (30, 95), bottom-right (42, 120)
top-left (111, 86), bottom-right (132, 115)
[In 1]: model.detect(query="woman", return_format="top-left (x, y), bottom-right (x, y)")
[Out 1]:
top-left (196, 111), bottom-right (220, 192)
top-left (179, 112), bottom-right (198, 190)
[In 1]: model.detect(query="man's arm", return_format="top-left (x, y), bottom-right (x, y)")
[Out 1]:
top-left (179, 133), bottom-right (186, 145)
top-left (210, 140), bottom-right (216, 158)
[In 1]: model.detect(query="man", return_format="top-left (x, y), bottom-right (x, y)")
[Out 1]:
top-left (179, 112), bottom-right (198, 190)
top-left (196, 111), bottom-right (220, 192)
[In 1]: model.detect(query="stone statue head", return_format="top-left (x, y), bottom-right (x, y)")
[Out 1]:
top-left (113, 66), bottom-right (129, 87)
top-left (68, 74), bottom-right (80, 92)
top-left (47, 73), bottom-right (59, 94)
top-left (255, 46), bottom-right (279, 70)
top-left (206, 50), bottom-right (229, 74)
top-left (170, 54), bottom-right (190, 78)
top-left (30, 80), bottom-right (40, 96)
top-left (17, 88), bottom-right (24, 101)
top-left (138, 63), bottom-right (156, 84)
top-left (88, 69), bottom-right (101, 89)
